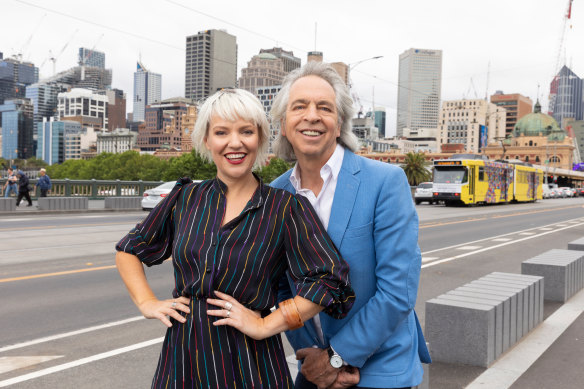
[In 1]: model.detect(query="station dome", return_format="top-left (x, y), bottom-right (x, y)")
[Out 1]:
top-left (512, 101), bottom-right (566, 141)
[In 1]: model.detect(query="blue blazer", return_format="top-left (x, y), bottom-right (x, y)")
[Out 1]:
top-left (272, 150), bottom-right (431, 388)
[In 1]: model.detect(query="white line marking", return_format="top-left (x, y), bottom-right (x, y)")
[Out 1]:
top-left (0, 316), bottom-right (144, 353)
top-left (492, 238), bottom-right (513, 242)
top-left (555, 224), bottom-right (567, 227)
top-left (538, 228), bottom-right (553, 231)
top-left (0, 356), bottom-right (63, 374)
top-left (422, 256), bottom-right (439, 263)
top-left (456, 245), bottom-right (482, 251)
top-left (518, 232), bottom-right (536, 235)
top-left (0, 338), bottom-right (163, 387)
top-left (422, 222), bottom-right (584, 269)
top-left (466, 288), bottom-right (584, 389)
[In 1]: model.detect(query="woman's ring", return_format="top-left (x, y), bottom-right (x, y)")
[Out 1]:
top-left (225, 302), bottom-right (233, 311)
top-left (171, 302), bottom-right (177, 308)
top-left (226, 310), bottom-right (231, 318)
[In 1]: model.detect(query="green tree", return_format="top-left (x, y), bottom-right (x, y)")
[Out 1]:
top-left (255, 158), bottom-right (292, 183)
top-left (162, 150), bottom-right (217, 181)
top-left (401, 152), bottom-right (432, 186)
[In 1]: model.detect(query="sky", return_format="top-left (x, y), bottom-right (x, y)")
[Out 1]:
top-left (2, 0), bottom-right (583, 137)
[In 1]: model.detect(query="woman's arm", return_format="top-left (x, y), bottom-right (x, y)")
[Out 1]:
top-left (116, 251), bottom-right (190, 327)
top-left (207, 291), bottom-right (323, 340)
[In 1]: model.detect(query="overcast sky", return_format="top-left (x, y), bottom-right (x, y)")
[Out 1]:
top-left (2, 0), bottom-right (583, 136)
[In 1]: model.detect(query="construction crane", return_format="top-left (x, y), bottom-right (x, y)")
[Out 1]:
top-left (549, 0), bottom-right (574, 114)
top-left (12, 13), bottom-right (46, 62)
top-left (80, 34), bottom-right (104, 81)
top-left (40, 29), bottom-right (78, 76)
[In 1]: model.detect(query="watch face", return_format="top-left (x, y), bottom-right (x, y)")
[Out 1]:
top-left (330, 355), bottom-right (343, 368)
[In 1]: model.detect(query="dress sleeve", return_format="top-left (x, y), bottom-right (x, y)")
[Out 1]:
top-left (115, 178), bottom-right (191, 266)
top-left (284, 194), bottom-right (355, 319)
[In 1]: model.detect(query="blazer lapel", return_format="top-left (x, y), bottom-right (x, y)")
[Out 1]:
top-left (327, 150), bottom-right (361, 247)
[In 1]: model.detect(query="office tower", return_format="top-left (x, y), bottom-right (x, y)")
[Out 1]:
top-left (239, 53), bottom-right (286, 94)
top-left (78, 48), bottom-right (106, 68)
top-left (185, 29), bottom-right (237, 101)
top-left (137, 98), bottom-right (192, 151)
top-left (0, 56), bottom-right (38, 105)
top-left (0, 98), bottom-right (34, 159)
top-left (37, 118), bottom-right (81, 164)
top-left (106, 88), bottom-right (126, 131)
top-left (396, 48), bottom-right (442, 137)
top-left (331, 62), bottom-right (349, 85)
top-left (259, 47), bottom-right (301, 72)
top-left (490, 91), bottom-right (533, 137)
top-left (307, 51), bottom-right (323, 63)
top-left (438, 99), bottom-right (506, 153)
top-left (133, 61), bottom-right (161, 122)
top-left (57, 88), bottom-right (109, 130)
top-left (548, 65), bottom-right (583, 128)
top-left (64, 126), bottom-right (97, 160)
top-left (97, 128), bottom-right (137, 154)
top-left (257, 85), bottom-right (282, 153)
top-left (374, 107), bottom-right (387, 138)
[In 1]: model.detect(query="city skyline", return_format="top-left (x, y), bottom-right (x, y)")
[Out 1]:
top-left (2, 0), bottom-right (583, 137)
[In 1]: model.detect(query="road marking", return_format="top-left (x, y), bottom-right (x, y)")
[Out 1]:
top-left (492, 238), bottom-right (512, 242)
top-left (0, 265), bottom-right (117, 283)
top-left (422, 221), bottom-right (584, 268)
top-left (0, 316), bottom-right (144, 353)
top-left (518, 232), bottom-right (536, 235)
top-left (456, 245), bottom-right (482, 250)
top-left (422, 256), bottom-right (439, 263)
top-left (0, 338), bottom-right (163, 387)
top-left (0, 221), bottom-right (135, 232)
top-left (555, 224), bottom-right (567, 227)
top-left (538, 228), bottom-right (553, 231)
top-left (466, 287), bottom-right (584, 389)
top-left (0, 356), bottom-right (63, 374)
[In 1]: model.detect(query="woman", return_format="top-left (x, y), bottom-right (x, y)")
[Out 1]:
top-left (115, 89), bottom-right (354, 388)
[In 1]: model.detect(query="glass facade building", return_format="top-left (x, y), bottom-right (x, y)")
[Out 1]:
top-left (37, 119), bottom-right (81, 165)
top-left (0, 98), bottom-right (34, 159)
top-left (78, 48), bottom-right (106, 68)
top-left (549, 66), bottom-right (583, 128)
top-left (133, 62), bottom-right (161, 122)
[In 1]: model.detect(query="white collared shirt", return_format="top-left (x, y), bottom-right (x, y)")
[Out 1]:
top-left (289, 144), bottom-right (344, 345)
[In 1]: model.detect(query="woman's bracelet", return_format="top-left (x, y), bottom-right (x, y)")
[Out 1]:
top-left (279, 298), bottom-right (303, 330)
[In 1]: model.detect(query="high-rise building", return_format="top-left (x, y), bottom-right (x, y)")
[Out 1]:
top-left (490, 91), bottom-right (533, 137)
top-left (185, 29), bottom-right (237, 101)
top-left (64, 126), bottom-right (97, 160)
top-left (548, 65), bottom-right (584, 128)
top-left (438, 99), bottom-right (506, 153)
top-left (238, 53), bottom-right (287, 94)
top-left (0, 98), bottom-right (34, 159)
top-left (137, 98), bottom-right (192, 151)
top-left (78, 48), bottom-right (106, 68)
top-left (106, 88), bottom-right (126, 131)
top-left (396, 48), bottom-right (442, 137)
top-left (373, 107), bottom-right (387, 138)
top-left (259, 47), bottom-right (301, 73)
top-left (307, 51), bottom-right (323, 63)
top-left (331, 62), bottom-right (349, 85)
top-left (37, 118), bottom-right (81, 164)
top-left (133, 61), bottom-right (161, 122)
top-left (0, 56), bottom-right (38, 105)
top-left (97, 128), bottom-right (137, 154)
top-left (25, 82), bottom-right (67, 138)
top-left (57, 88), bottom-right (109, 130)
top-left (257, 85), bottom-right (282, 154)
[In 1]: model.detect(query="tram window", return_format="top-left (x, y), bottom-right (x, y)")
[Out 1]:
top-left (478, 167), bottom-right (485, 181)
top-left (434, 168), bottom-right (468, 184)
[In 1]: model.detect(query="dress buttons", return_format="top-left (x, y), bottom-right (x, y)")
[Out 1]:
top-left (206, 266), bottom-right (212, 273)
top-left (212, 241), bottom-right (216, 246)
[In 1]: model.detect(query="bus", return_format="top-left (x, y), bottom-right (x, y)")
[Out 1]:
top-left (432, 158), bottom-right (543, 205)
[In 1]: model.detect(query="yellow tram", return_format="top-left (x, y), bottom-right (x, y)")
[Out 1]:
top-left (432, 158), bottom-right (543, 205)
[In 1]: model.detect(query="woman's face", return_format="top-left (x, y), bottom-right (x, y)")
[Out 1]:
top-left (205, 115), bottom-right (259, 184)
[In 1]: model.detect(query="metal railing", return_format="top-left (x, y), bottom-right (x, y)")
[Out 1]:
top-left (0, 179), bottom-right (164, 200)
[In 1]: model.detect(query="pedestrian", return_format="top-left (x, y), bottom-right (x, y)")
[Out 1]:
top-left (15, 170), bottom-right (33, 207)
top-left (115, 88), bottom-right (355, 388)
top-left (270, 62), bottom-right (431, 389)
top-left (36, 168), bottom-right (51, 197)
top-left (3, 167), bottom-right (18, 197)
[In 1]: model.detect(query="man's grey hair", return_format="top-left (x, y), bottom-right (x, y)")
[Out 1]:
top-left (271, 61), bottom-right (358, 161)
top-left (191, 88), bottom-right (270, 170)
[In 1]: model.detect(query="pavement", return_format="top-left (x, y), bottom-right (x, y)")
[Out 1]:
top-left (3, 199), bottom-right (584, 388)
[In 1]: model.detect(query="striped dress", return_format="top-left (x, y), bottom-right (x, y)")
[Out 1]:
top-left (116, 177), bottom-right (354, 389)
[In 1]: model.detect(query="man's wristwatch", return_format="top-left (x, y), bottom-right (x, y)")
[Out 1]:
top-left (326, 346), bottom-right (343, 368)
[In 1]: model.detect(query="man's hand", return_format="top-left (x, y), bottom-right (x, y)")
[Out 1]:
top-left (327, 366), bottom-right (360, 389)
top-left (296, 348), bottom-right (339, 389)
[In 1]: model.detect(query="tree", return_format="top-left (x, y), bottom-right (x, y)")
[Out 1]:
top-left (255, 158), bottom-right (292, 183)
top-left (162, 150), bottom-right (217, 181)
top-left (401, 152), bottom-right (432, 186)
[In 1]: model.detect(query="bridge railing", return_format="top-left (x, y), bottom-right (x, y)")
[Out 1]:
top-left (0, 179), bottom-right (164, 200)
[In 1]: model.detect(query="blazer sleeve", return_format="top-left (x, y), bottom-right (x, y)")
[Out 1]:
top-left (283, 194), bottom-right (355, 319)
top-left (115, 178), bottom-right (191, 267)
top-left (329, 167), bottom-right (422, 368)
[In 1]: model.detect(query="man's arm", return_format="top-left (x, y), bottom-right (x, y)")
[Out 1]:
top-left (329, 167), bottom-right (421, 368)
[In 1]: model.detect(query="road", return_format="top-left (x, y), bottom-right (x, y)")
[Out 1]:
top-left (1, 198), bottom-right (583, 388)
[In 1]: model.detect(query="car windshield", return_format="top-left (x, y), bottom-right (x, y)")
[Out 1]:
top-left (434, 167), bottom-right (468, 184)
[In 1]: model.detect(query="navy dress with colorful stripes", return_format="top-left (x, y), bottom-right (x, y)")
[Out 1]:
top-left (116, 177), bottom-right (354, 389)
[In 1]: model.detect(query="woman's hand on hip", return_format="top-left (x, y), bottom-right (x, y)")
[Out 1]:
top-left (138, 296), bottom-right (191, 327)
top-left (206, 291), bottom-right (264, 339)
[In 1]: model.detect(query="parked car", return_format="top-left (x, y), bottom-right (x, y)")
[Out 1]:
top-left (559, 187), bottom-right (575, 198)
top-left (141, 181), bottom-right (177, 210)
top-left (577, 187), bottom-right (584, 197)
top-left (414, 182), bottom-right (434, 205)
top-left (542, 185), bottom-right (553, 199)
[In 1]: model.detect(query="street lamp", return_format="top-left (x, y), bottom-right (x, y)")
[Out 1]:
top-left (348, 56), bottom-right (383, 117)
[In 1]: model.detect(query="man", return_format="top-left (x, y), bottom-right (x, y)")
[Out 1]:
top-left (3, 167), bottom-right (18, 197)
top-left (271, 62), bottom-right (430, 389)
top-left (36, 168), bottom-right (51, 197)
top-left (16, 170), bottom-right (33, 207)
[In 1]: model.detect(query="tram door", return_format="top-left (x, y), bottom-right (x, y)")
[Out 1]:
top-left (468, 166), bottom-right (475, 203)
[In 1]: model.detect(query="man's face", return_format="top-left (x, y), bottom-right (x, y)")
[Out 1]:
top-left (282, 75), bottom-right (341, 164)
